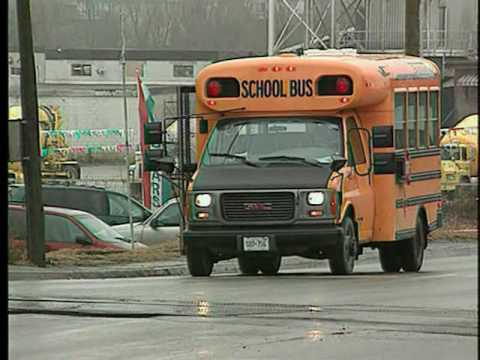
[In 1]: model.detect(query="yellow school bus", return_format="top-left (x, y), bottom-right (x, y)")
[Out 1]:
top-left (183, 49), bottom-right (443, 276)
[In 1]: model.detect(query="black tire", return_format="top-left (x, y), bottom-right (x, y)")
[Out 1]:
top-left (329, 216), bottom-right (357, 275)
top-left (378, 246), bottom-right (402, 273)
top-left (64, 165), bottom-right (80, 179)
top-left (187, 247), bottom-right (213, 277)
top-left (257, 255), bottom-right (281, 276)
top-left (238, 256), bottom-right (259, 275)
top-left (401, 216), bottom-right (426, 272)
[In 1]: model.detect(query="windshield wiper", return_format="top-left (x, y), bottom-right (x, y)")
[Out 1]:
top-left (258, 155), bottom-right (324, 167)
top-left (209, 153), bottom-right (259, 167)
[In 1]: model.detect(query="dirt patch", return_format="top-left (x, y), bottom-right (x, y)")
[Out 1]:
top-left (433, 185), bottom-right (478, 241)
top-left (430, 228), bottom-right (477, 241)
top-left (45, 240), bottom-right (181, 267)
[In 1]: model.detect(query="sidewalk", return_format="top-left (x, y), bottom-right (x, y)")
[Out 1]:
top-left (8, 239), bottom-right (476, 281)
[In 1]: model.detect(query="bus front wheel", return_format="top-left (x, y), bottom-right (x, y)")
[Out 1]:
top-left (187, 247), bottom-right (213, 277)
top-left (238, 256), bottom-right (259, 275)
top-left (401, 216), bottom-right (426, 272)
top-left (258, 255), bottom-right (281, 275)
top-left (329, 216), bottom-right (357, 275)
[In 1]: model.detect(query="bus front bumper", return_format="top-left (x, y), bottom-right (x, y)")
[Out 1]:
top-left (183, 225), bottom-right (344, 258)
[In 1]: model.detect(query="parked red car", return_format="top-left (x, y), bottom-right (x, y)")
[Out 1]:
top-left (8, 204), bottom-right (134, 251)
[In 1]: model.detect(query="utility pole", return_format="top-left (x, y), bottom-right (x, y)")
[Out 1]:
top-left (330, 0), bottom-right (336, 49)
top-left (16, 0), bottom-right (45, 266)
top-left (405, 0), bottom-right (421, 56)
top-left (120, 8), bottom-right (136, 249)
top-left (267, 0), bottom-right (275, 55)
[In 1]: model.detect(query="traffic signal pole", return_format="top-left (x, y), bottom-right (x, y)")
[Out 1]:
top-left (16, 0), bottom-right (45, 266)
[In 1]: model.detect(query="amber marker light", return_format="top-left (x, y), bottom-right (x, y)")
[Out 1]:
top-left (330, 198), bottom-right (337, 216)
top-left (309, 210), bottom-right (323, 217)
top-left (197, 212), bottom-right (209, 220)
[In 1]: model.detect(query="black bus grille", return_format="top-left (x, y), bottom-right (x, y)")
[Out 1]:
top-left (221, 192), bottom-right (295, 222)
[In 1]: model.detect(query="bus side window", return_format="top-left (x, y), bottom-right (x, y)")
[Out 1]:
top-left (346, 117), bottom-right (366, 165)
top-left (394, 93), bottom-right (406, 149)
top-left (429, 91), bottom-right (439, 146)
top-left (418, 92), bottom-right (428, 148)
top-left (407, 92), bottom-right (417, 149)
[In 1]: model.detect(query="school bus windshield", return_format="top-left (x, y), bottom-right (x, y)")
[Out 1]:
top-left (201, 116), bottom-right (343, 166)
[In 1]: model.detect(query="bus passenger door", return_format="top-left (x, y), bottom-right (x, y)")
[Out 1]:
top-left (342, 115), bottom-right (375, 241)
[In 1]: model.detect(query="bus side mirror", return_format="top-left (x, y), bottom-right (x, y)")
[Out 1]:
top-left (199, 118), bottom-right (208, 134)
top-left (330, 158), bottom-right (347, 172)
top-left (183, 163), bottom-right (197, 173)
top-left (372, 126), bottom-right (393, 148)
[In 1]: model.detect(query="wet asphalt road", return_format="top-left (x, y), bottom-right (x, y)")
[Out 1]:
top-left (9, 245), bottom-right (477, 360)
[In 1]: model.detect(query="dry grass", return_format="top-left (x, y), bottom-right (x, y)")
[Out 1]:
top-left (430, 219), bottom-right (477, 241)
top-left (8, 237), bottom-right (32, 265)
top-left (45, 239), bottom-right (181, 267)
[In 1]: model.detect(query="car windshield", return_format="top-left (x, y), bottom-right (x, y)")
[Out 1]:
top-left (201, 117), bottom-right (343, 167)
top-left (74, 213), bottom-right (127, 243)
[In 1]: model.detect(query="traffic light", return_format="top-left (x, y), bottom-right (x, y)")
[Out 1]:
top-left (143, 122), bottom-right (175, 174)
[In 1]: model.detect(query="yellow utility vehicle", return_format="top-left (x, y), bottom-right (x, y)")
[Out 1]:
top-left (440, 114), bottom-right (478, 191)
top-left (8, 105), bottom-right (81, 183)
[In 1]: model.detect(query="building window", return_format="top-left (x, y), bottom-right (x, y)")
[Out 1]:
top-left (418, 92), bottom-right (428, 147)
top-left (394, 92), bottom-right (406, 149)
top-left (173, 64), bottom-right (194, 78)
top-left (71, 64), bottom-right (92, 76)
top-left (429, 91), bottom-right (439, 146)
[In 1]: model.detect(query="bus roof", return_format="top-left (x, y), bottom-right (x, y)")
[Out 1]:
top-left (195, 52), bottom-right (440, 113)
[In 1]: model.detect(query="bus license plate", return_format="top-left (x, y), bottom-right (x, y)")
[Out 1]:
top-left (243, 236), bottom-right (270, 251)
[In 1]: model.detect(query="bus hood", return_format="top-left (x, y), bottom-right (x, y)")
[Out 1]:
top-left (192, 165), bottom-right (332, 191)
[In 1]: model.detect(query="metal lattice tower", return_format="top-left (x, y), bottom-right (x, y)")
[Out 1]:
top-left (267, 0), bottom-right (368, 54)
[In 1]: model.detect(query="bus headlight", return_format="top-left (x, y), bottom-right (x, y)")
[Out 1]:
top-left (195, 194), bottom-right (212, 207)
top-left (307, 192), bottom-right (325, 205)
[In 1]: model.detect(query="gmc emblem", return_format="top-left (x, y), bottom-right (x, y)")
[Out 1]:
top-left (243, 202), bottom-right (273, 211)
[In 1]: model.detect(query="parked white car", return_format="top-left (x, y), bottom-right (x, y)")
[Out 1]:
top-left (112, 198), bottom-right (180, 245)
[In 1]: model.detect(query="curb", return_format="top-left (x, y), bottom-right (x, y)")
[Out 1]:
top-left (8, 239), bottom-right (476, 281)
top-left (8, 258), bottom-right (330, 282)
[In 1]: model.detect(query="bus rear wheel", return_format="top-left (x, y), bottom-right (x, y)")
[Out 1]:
top-left (187, 247), bottom-right (213, 277)
top-left (378, 245), bottom-right (402, 273)
top-left (329, 216), bottom-right (356, 275)
top-left (238, 256), bottom-right (259, 275)
top-left (401, 216), bottom-right (426, 272)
